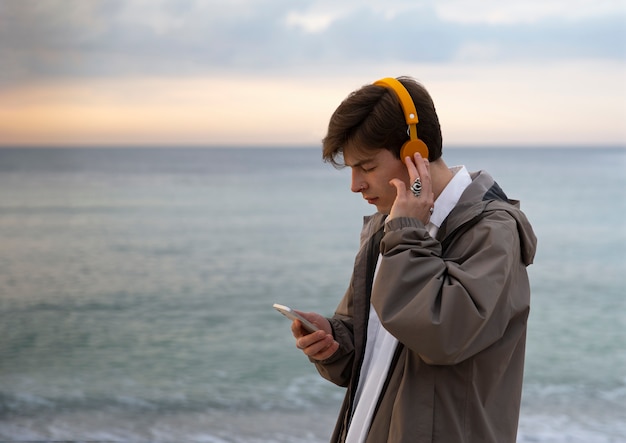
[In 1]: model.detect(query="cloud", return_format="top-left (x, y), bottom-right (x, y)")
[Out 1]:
top-left (285, 11), bottom-right (342, 33)
top-left (435, 0), bottom-right (622, 25)
top-left (0, 0), bottom-right (623, 147)
top-left (0, 0), bottom-right (624, 86)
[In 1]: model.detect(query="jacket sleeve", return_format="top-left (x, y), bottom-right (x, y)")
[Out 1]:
top-left (372, 210), bottom-right (527, 365)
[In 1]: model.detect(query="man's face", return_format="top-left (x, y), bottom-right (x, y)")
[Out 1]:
top-left (344, 147), bottom-right (410, 215)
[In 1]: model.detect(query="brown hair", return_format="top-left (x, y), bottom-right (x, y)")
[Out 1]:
top-left (322, 76), bottom-right (442, 167)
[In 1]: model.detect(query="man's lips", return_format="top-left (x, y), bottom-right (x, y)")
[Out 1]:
top-left (364, 196), bottom-right (378, 204)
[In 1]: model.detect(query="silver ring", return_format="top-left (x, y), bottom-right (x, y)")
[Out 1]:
top-left (410, 178), bottom-right (422, 197)
top-left (429, 207), bottom-right (434, 214)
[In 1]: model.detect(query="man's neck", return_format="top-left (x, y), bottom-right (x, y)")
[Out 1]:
top-left (430, 159), bottom-right (454, 200)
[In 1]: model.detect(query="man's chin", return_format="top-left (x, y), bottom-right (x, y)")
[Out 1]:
top-left (375, 205), bottom-right (391, 215)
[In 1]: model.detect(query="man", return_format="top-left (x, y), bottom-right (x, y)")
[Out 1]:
top-left (290, 76), bottom-right (537, 442)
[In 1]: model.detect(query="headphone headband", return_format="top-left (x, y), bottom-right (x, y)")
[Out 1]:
top-left (373, 77), bottom-right (419, 126)
top-left (373, 77), bottom-right (429, 160)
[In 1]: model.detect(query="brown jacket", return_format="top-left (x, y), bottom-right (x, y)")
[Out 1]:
top-left (314, 171), bottom-right (537, 442)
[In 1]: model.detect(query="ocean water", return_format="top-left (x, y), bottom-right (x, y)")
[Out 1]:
top-left (0, 146), bottom-right (624, 442)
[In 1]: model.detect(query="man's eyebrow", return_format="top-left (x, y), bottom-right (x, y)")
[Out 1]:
top-left (346, 157), bottom-right (375, 168)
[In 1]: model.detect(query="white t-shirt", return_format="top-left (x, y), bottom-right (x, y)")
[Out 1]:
top-left (346, 166), bottom-right (471, 442)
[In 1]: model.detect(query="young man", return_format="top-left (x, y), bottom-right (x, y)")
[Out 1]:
top-left (290, 76), bottom-right (537, 442)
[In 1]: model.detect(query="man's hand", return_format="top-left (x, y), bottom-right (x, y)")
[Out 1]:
top-left (388, 153), bottom-right (434, 224)
top-left (290, 311), bottom-right (339, 361)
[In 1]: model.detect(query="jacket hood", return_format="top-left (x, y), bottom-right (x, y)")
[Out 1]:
top-left (443, 170), bottom-right (537, 266)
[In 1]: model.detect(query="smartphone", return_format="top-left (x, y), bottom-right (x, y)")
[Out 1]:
top-left (273, 303), bottom-right (320, 333)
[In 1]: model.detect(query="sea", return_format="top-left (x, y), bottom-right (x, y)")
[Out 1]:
top-left (0, 146), bottom-right (624, 443)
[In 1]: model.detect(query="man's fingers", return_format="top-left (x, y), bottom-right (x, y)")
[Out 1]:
top-left (297, 332), bottom-right (336, 359)
top-left (309, 337), bottom-right (339, 360)
top-left (413, 154), bottom-right (430, 182)
top-left (389, 178), bottom-right (407, 196)
top-left (404, 155), bottom-right (419, 178)
top-left (291, 319), bottom-right (304, 337)
top-left (312, 340), bottom-right (339, 361)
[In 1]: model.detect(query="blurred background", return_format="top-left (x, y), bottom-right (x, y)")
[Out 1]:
top-left (0, 1), bottom-right (625, 442)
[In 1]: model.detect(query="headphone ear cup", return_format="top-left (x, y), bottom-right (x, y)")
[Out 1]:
top-left (400, 139), bottom-right (429, 160)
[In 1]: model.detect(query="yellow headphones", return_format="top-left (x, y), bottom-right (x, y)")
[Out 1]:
top-left (374, 77), bottom-right (429, 160)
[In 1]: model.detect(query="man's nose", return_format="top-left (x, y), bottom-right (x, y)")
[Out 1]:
top-left (351, 170), bottom-right (365, 193)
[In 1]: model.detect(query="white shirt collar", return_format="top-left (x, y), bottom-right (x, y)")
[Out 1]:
top-left (428, 165), bottom-right (472, 230)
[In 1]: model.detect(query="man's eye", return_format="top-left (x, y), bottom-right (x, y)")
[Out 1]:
top-left (362, 166), bottom-right (375, 172)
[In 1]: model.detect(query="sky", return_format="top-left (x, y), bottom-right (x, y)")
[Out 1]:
top-left (0, 0), bottom-right (624, 147)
